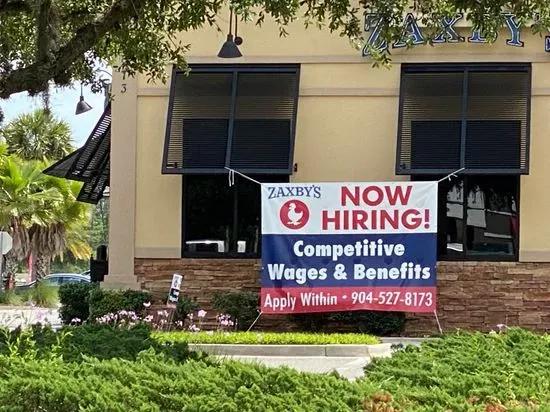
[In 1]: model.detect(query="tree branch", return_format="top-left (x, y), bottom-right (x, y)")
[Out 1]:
top-left (0, 0), bottom-right (31, 14)
top-left (0, 0), bottom-right (148, 97)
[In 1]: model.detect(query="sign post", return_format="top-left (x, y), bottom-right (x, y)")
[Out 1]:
top-left (167, 273), bottom-right (183, 308)
top-left (0, 231), bottom-right (13, 291)
top-left (260, 182), bottom-right (438, 315)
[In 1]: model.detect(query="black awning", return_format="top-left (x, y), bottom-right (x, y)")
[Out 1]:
top-left (43, 103), bottom-right (111, 204)
top-left (42, 148), bottom-right (83, 178)
top-left (77, 160), bottom-right (110, 204)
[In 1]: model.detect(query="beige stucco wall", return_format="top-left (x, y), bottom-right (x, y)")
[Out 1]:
top-left (109, 13), bottom-right (550, 280)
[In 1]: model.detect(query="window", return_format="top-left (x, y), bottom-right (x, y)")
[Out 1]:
top-left (162, 65), bottom-right (300, 175)
top-left (166, 65), bottom-right (301, 258)
top-left (413, 175), bottom-right (519, 261)
top-left (183, 174), bottom-right (288, 257)
top-left (397, 64), bottom-right (531, 174)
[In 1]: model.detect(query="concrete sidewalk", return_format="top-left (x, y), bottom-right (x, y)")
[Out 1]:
top-left (197, 338), bottom-right (427, 380)
top-left (225, 355), bottom-right (371, 380)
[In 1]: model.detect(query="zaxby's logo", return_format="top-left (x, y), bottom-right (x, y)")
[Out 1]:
top-left (280, 200), bottom-right (310, 230)
top-left (267, 185), bottom-right (321, 199)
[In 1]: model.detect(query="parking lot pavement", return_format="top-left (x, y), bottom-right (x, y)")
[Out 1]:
top-left (0, 307), bottom-right (61, 330)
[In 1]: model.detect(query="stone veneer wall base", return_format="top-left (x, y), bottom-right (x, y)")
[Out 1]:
top-left (134, 259), bottom-right (550, 335)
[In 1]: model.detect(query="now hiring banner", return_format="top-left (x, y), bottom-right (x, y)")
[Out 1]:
top-left (260, 182), bottom-right (438, 314)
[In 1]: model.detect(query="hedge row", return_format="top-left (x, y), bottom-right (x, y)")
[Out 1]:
top-left (0, 328), bottom-right (549, 410)
top-left (59, 284), bottom-right (405, 335)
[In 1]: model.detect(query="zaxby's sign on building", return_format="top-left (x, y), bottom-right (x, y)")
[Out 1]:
top-left (261, 182), bottom-right (438, 314)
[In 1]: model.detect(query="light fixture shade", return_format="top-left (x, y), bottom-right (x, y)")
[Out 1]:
top-left (217, 34), bottom-right (242, 58)
top-left (76, 96), bottom-right (93, 115)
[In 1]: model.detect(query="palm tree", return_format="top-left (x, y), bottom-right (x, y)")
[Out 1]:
top-left (0, 150), bottom-right (92, 284)
top-left (29, 178), bottom-right (92, 279)
top-left (0, 152), bottom-right (64, 287)
top-left (1, 109), bottom-right (74, 162)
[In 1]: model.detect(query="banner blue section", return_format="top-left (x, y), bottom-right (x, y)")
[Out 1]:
top-left (261, 233), bottom-right (436, 288)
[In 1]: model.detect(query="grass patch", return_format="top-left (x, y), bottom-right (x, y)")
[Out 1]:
top-left (20, 283), bottom-right (59, 308)
top-left (362, 328), bottom-right (550, 410)
top-left (155, 331), bottom-right (380, 345)
top-left (0, 290), bottom-right (23, 306)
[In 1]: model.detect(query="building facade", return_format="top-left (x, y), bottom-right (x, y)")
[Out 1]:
top-left (104, 10), bottom-right (550, 334)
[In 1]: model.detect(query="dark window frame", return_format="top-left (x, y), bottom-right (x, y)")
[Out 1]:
top-left (412, 174), bottom-right (520, 262)
top-left (396, 63), bottom-right (532, 175)
top-left (162, 64), bottom-right (301, 175)
top-left (181, 174), bottom-right (289, 259)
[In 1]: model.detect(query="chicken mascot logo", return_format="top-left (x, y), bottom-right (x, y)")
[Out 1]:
top-left (279, 199), bottom-right (310, 230)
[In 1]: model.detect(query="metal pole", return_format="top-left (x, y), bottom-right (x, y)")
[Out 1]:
top-left (0, 235), bottom-right (4, 292)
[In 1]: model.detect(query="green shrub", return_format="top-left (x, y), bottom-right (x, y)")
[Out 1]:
top-left (26, 282), bottom-right (59, 308)
top-left (0, 290), bottom-right (23, 306)
top-left (288, 311), bottom-right (406, 335)
top-left (88, 288), bottom-right (152, 320)
top-left (164, 295), bottom-right (199, 322)
top-left (211, 292), bottom-right (259, 331)
top-left (0, 356), bottom-right (370, 411)
top-left (0, 323), bottom-right (200, 364)
top-left (156, 331), bottom-right (379, 345)
top-left (363, 328), bottom-right (550, 410)
top-left (287, 313), bottom-right (331, 332)
top-left (332, 311), bottom-right (406, 336)
top-left (58, 283), bottom-right (98, 324)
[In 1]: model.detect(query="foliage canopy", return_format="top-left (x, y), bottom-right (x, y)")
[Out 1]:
top-left (0, 0), bottom-right (549, 99)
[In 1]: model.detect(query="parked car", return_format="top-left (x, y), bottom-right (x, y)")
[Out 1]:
top-left (15, 272), bottom-right (91, 292)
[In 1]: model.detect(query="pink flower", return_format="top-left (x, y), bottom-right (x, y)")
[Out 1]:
top-left (197, 310), bottom-right (207, 318)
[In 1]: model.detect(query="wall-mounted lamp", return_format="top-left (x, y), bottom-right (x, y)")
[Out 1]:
top-left (217, 9), bottom-right (243, 58)
top-left (75, 83), bottom-right (93, 115)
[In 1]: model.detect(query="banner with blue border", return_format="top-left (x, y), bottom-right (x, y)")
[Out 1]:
top-left (260, 182), bottom-right (438, 314)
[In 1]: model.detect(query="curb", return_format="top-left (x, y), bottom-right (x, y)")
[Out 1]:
top-left (188, 343), bottom-right (393, 358)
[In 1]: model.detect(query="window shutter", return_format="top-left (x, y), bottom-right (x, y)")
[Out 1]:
top-left (398, 71), bottom-right (464, 173)
top-left (397, 65), bottom-right (531, 175)
top-left (164, 72), bottom-right (233, 172)
top-left (465, 71), bottom-right (529, 170)
top-left (230, 72), bottom-right (297, 172)
top-left (163, 66), bottom-right (299, 175)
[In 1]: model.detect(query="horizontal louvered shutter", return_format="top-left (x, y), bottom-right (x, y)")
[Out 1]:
top-left (398, 71), bottom-right (464, 173)
top-left (410, 121), bottom-right (461, 170)
top-left (465, 71), bottom-right (528, 171)
top-left (164, 72), bottom-right (232, 172)
top-left (230, 72), bottom-right (297, 172)
top-left (397, 65), bottom-right (530, 175)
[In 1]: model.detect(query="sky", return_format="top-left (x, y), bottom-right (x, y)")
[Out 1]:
top-left (2, 83), bottom-right (108, 148)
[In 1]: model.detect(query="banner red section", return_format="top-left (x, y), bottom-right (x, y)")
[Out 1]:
top-left (261, 287), bottom-right (436, 314)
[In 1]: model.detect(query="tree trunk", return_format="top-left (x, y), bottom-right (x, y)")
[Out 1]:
top-left (34, 254), bottom-right (51, 280)
top-left (2, 254), bottom-right (20, 290)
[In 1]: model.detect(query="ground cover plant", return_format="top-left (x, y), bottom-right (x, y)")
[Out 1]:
top-left (363, 327), bottom-right (550, 411)
top-left (156, 331), bottom-right (380, 345)
top-left (0, 323), bottom-right (548, 410)
top-left (0, 323), bottom-right (202, 364)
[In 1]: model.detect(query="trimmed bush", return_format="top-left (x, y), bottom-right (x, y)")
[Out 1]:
top-left (211, 292), bottom-right (259, 331)
top-left (88, 288), bottom-right (152, 320)
top-left (58, 283), bottom-right (97, 324)
top-left (156, 331), bottom-right (379, 345)
top-left (0, 356), bottom-right (371, 411)
top-left (363, 328), bottom-right (550, 409)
